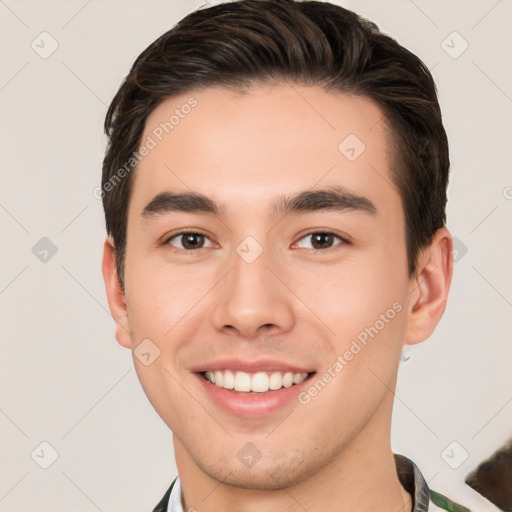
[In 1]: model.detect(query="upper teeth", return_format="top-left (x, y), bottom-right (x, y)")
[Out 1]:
top-left (204, 370), bottom-right (308, 393)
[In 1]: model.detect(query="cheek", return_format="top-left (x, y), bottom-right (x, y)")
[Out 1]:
top-left (294, 255), bottom-right (406, 339)
top-left (123, 253), bottom-right (207, 339)
top-left (295, 256), bottom-right (409, 407)
top-left (297, 300), bottom-right (407, 430)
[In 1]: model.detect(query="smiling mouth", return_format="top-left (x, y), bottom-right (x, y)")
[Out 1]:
top-left (200, 369), bottom-right (315, 394)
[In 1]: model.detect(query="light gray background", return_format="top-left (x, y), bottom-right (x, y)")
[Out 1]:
top-left (1, 1), bottom-right (511, 511)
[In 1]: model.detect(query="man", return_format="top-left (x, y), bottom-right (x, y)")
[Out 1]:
top-left (100, 1), bottom-right (467, 510)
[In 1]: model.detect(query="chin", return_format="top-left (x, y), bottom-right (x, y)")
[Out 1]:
top-left (198, 453), bottom-right (316, 491)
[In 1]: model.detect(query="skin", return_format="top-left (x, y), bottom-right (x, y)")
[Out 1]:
top-left (103, 83), bottom-right (453, 512)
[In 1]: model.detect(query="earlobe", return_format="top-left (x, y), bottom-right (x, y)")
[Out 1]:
top-left (404, 228), bottom-right (453, 345)
top-left (101, 237), bottom-right (132, 349)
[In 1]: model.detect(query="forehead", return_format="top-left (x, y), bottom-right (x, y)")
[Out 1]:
top-left (130, 83), bottom-right (401, 220)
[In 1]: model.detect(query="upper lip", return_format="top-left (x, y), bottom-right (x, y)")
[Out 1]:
top-left (190, 358), bottom-right (315, 374)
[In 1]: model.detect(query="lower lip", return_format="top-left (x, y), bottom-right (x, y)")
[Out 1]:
top-left (195, 373), bottom-right (315, 418)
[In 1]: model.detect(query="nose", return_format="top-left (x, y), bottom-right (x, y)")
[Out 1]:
top-left (211, 244), bottom-right (295, 339)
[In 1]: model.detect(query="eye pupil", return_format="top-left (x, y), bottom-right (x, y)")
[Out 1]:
top-left (183, 234), bottom-right (204, 249)
top-left (311, 233), bottom-right (333, 249)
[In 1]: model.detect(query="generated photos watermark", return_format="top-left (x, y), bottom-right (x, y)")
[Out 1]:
top-left (93, 96), bottom-right (198, 200)
top-left (298, 301), bottom-right (403, 405)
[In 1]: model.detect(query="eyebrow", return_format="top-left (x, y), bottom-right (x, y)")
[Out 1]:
top-left (141, 185), bottom-right (377, 221)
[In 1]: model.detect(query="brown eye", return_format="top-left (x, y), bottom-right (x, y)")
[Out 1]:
top-left (167, 232), bottom-right (213, 250)
top-left (296, 232), bottom-right (345, 250)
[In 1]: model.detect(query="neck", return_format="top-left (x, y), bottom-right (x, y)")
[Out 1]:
top-left (173, 392), bottom-right (412, 512)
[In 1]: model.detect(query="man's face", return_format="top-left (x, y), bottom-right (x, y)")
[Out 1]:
top-left (121, 84), bottom-right (413, 488)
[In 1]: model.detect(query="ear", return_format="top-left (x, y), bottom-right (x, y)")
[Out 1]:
top-left (404, 227), bottom-right (453, 345)
top-left (102, 237), bottom-right (132, 349)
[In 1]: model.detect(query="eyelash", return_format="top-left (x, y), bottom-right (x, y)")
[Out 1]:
top-left (163, 229), bottom-right (349, 252)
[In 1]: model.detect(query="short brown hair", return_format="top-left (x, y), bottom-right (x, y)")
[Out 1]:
top-left (102, 0), bottom-right (449, 288)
